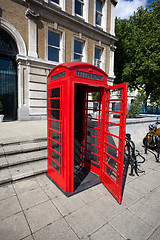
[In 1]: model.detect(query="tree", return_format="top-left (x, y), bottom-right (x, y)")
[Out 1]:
top-left (114, 0), bottom-right (160, 106)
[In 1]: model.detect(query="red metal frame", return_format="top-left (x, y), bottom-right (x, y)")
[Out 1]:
top-left (100, 83), bottom-right (128, 203)
top-left (47, 62), bottom-right (128, 202)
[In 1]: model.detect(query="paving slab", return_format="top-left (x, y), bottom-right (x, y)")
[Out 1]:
top-left (129, 186), bottom-right (160, 228)
top-left (110, 210), bottom-right (154, 240)
top-left (89, 194), bottom-right (126, 222)
top-left (0, 146), bottom-right (4, 155)
top-left (23, 235), bottom-right (34, 240)
top-left (0, 183), bottom-right (16, 200)
top-left (0, 195), bottom-right (22, 220)
top-left (51, 193), bottom-right (84, 216)
top-left (6, 153), bottom-right (28, 166)
top-left (64, 206), bottom-right (106, 239)
top-left (148, 225), bottom-right (160, 240)
top-left (13, 177), bottom-right (40, 195)
top-left (41, 180), bottom-right (63, 199)
top-left (122, 176), bottom-right (152, 207)
top-left (34, 173), bottom-right (54, 187)
top-left (0, 212), bottom-right (31, 240)
top-left (17, 187), bottom-right (49, 210)
top-left (3, 144), bottom-right (23, 155)
top-left (0, 155), bottom-right (8, 168)
top-left (21, 142), bottom-right (40, 152)
top-left (137, 170), bottom-right (160, 192)
top-left (78, 184), bottom-right (106, 204)
top-left (8, 163), bottom-right (34, 181)
top-left (0, 168), bottom-right (12, 184)
top-left (89, 223), bottom-right (124, 240)
top-left (28, 159), bottom-right (47, 174)
top-left (33, 218), bottom-right (79, 240)
top-left (24, 200), bottom-right (62, 233)
top-left (24, 150), bottom-right (47, 161)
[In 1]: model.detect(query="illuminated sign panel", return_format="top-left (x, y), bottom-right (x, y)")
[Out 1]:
top-left (51, 71), bottom-right (66, 81)
top-left (76, 71), bottom-right (103, 80)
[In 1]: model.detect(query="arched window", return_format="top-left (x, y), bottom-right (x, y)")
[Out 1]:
top-left (0, 28), bottom-right (18, 121)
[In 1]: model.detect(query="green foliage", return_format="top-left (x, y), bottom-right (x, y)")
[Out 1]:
top-left (92, 92), bottom-right (100, 101)
top-left (127, 91), bottom-right (147, 118)
top-left (115, 0), bottom-right (160, 104)
top-left (0, 101), bottom-right (3, 113)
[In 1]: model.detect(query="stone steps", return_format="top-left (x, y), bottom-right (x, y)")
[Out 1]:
top-left (0, 139), bottom-right (47, 184)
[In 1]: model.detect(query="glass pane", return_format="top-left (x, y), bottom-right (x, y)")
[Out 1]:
top-left (95, 47), bottom-right (101, 59)
top-left (87, 135), bottom-right (98, 146)
top-left (74, 54), bottom-right (81, 62)
top-left (51, 130), bottom-right (59, 141)
top-left (51, 150), bottom-right (60, 162)
top-left (51, 120), bottom-right (59, 131)
top-left (87, 144), bottom-right (97, 154)
top-left (51, 140), bottom-right (59, 152)
top-left (106, 134), bottom-right (119, 150)
top-left (48, 46), bottom-right (59, 62)
top-left (86, 151), bottom-right (97, 162)
top-left (75, 0), bottom-right (83, 15)
top-left (51, 110), bottom-right (60, 120)
top-left (51, 88), bottom-right (60, 98)
top-left (51, 0), bottom-right (59, 3)
top-left (106, 166), bottom-right (117, 182)
top-left (107, 156), bottom-right (117, 171)
top-left (74, 40), bottom-right (83, 54)
top-left (105, 144), bottom-right (118, 161)
top-left (48, 31), bottom-right (60, 47)
top-left (51, 99), bottom-right (60, 109)
top-left (96, 12), bottom-right (102, 25)
top-left (51, 160), bottom-right (60, 172)
top-left (96, 0), bottom-right (102, 12)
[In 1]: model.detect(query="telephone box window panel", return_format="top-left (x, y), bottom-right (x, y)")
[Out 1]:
top-left (48, 87), bottom-right (63, 175)
top-left (51, 71), bottom-right (66, 81)
top-left (76, 71), bottom-right (103, 80)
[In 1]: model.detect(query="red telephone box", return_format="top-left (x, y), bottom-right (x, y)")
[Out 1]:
top-left (47, 62), bottom-right (128, 203)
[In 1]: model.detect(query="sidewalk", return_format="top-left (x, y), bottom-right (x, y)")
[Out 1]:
top-left (0, 120), bottom-right (47, 144)
top-left (0, 121), bottom-right (160, 240)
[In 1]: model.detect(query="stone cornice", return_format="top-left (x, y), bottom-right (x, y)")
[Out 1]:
top-left (23, 0), bottom-right (118, 45)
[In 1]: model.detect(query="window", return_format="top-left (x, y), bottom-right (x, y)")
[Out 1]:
top-left (74, 40), bottom-right (83, 62)
top-left (73, 0), bottom-right (88, 22)
top-left (94, 0), bottom-right (107, 31)
top-left (75, 0), bottom-right (84, 16)
top-left (48, 0), bottom-right (65, 10)
top-left (50, 0), bottom-right (59, 4)
top-left (94, 47), bottom-right (102, 68)
top-left (96, 0), bottom-right (103, 26)
top-left (93, 43), bottom-right (106, 71)
top-left (48, 31), bottom-right (60, 62)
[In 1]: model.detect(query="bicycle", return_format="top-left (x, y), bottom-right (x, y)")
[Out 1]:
top-left (124, 133), bottom-right (146, 176)
top-left (143, 116), bottom-right (160, 162)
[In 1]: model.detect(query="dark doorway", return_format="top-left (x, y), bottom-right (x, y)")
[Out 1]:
top-left (0, 28), bottom-right (18, 121)
top-left (74, 84), bottom-right (100, 192)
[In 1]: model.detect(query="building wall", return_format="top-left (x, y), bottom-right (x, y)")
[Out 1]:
top-left (0, 0), bottom-right (118, 121)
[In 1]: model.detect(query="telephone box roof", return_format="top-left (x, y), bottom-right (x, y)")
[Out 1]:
top-left (48, 62), bottom-right (108, 78)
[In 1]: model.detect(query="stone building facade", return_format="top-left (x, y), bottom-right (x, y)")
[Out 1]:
top-left (0, 0), bottom-right (118, 121)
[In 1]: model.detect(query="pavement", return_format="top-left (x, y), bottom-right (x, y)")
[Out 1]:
top-left (0, 120), bottom-right (160, 240)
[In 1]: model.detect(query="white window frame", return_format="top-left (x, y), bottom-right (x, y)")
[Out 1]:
top-left (72, 34), bottom-right (88, 62)
top-left (72, 0), bottom-right (89, 22)
top-left (46, 0), bottom-right (65, 11)
top-left (94, 0), bottom-right (107, 31)
top-left (46, 25), bottom-right (65, 64)
top-left (93, 42), bottom-right (106, 71)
